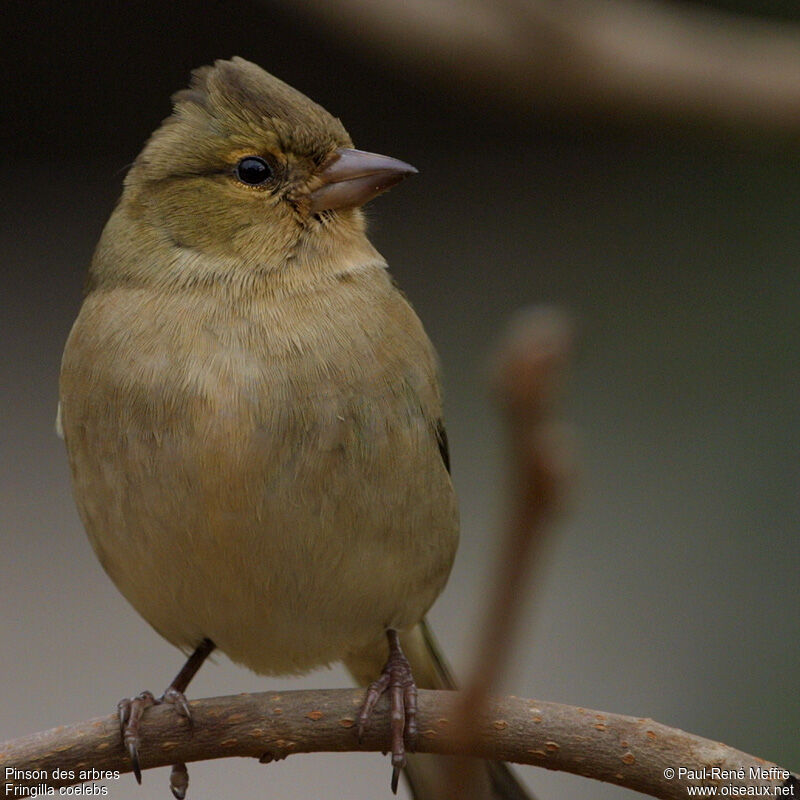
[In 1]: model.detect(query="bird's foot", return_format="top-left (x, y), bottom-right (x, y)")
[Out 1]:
top-left (357, 629), bottom-right (418, 794)
top-left (117, 688), bottom-right (192, 790)
top-left (116, 639), bottom-right (214, 797)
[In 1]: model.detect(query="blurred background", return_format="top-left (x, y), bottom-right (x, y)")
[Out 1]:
top-left (1, 1), bottom-right (798, 798)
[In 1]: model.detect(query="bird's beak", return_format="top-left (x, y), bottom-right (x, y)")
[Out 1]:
top-left (309, 148), bottom-right (417, 213)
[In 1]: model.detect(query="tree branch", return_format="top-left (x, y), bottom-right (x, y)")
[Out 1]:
top-left (1, 689), bottom-right (795, 799)
top-left (447, 308), bottom-right (575, 796)
top-left (270, 0), bottom-right (800, 137)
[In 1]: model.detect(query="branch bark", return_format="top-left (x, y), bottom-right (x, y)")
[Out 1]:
top-left (1, 689), bottom-right (795, 799)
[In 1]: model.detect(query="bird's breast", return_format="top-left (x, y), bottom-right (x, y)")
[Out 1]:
top-left (59, 271), bottom-right (458, 674)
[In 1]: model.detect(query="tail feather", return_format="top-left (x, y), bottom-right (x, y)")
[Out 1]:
top-left (343, 619), bottom-right (534, 800)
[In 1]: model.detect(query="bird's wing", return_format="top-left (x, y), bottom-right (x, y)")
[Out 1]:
top-left (435, 419), bottom-right (450, 474)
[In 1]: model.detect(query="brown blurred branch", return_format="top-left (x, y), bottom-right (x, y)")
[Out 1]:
top-left (471, 308), bottom-right (574, 694)
top-left (448, 308), bottom-right (575, 795)
top-left (1, 689), bottom-right (796, 799)
top-left (271, 0), bottom-right (800, 135)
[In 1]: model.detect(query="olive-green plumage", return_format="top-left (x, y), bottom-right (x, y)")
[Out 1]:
top-left (59, 57), bottom-right (530, 800)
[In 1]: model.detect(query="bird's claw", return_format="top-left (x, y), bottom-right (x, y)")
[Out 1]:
top-left (118, 691), bottom-right (157, 783)
top-left (170, 762), bottom-right (189, 799)
top-left (117, 688), bottom-right (192, 787)
top-left (163, 687), bottom-right (192, 722)
top-left (391, 765), bottom-right (401, 794)
top-left (356, 671), bottom-right (391, 742)
top-left (356, 630), bottom-right (418, 794)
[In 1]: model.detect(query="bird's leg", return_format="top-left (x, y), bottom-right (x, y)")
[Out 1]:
top-left (117, 637), bottom-right (215, 797)
top-left (357, 629), bottom-right (418, 794)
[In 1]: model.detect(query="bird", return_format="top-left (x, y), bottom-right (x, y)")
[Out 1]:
top-left (58, 57), bottom-right (532, 800)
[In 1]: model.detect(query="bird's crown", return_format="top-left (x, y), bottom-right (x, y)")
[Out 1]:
top-left (131, 57), bottom-right (352, 182)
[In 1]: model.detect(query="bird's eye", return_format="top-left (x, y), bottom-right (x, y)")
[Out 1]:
top-left (235, 156), bottom-right (273, 186)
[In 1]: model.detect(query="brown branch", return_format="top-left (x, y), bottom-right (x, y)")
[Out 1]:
top-left (270, 0), bottom-right (800, 137)
top-left (471, 307), bottom-right (575, 695)
top-left (448, 308), bottom-right (575, 795)
top-left (1, 689), bottom-right (795, 799)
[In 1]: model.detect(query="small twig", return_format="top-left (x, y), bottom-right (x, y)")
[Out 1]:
top-left (474, 306), bottom-right (575, 693)
top-left (1, 689), bottom-right (795, 800)
top-left (448, 307), bottom-right (575, 795)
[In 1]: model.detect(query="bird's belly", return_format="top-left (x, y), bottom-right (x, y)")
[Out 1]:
top-left (67, 375), bottom-right (458, 676)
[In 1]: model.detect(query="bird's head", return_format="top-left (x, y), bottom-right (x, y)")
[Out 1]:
top-left (94, 58), bottom-right (416, 288)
